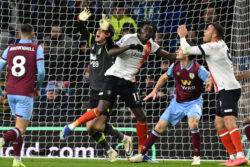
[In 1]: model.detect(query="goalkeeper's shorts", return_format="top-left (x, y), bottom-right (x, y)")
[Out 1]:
top-left (89, 88), bottom-right (115, 117)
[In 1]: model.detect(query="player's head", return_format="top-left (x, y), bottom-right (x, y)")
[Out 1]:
top-left (203, 22), bottom-right (224, 42)
top-left (51, 24), bottom-right (62, 39)
top-left (138, 21), bottom-right (156, 44)
top-left (46, 81), bottom-right (59, 101)
top-left (20, 24), bottom-right (34, 39)
top-left (121, 23), bottom-right (135, 37)
top-left (95, 24), bottom-right (114, 44)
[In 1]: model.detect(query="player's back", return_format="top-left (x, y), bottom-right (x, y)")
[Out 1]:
top-left (204, 40), bottom-right (241, 91)
top-left (6, 42), bottom-right (38, 97)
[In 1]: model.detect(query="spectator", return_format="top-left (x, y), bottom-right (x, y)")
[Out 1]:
top-left (110, 1), bottom-right (137, 41)
top-left (43, 24), bottom-right (78, 82)
top-left (33, 81), bottom-right (82, 124)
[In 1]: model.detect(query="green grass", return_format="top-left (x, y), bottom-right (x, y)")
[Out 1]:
top-left (1, 158), bottom-right (248, 167)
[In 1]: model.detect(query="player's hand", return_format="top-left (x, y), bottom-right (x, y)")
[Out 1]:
top-left (99, 14), bottom-right (110, 31)
top-left (34, 89), bottom-right (40, 97)
top-left (177, 25), bottom-right (188, 38)
top-left (205, 79), bottom-right (213, 92)
top-left (129, 44), bottom-right (144, 52)
top-left (143, 91), bottom-right (157, 101)
top-left (79, 8), bottom-right (92, 21)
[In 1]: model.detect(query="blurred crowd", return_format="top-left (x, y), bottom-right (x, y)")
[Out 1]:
top-left (0, 0), bottom-right (243, 126)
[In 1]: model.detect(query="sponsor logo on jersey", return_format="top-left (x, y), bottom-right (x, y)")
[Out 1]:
top-left (181, 79), bottom-right (192, 86)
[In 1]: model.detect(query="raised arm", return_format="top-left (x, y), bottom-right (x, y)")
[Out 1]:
top-left (143, 73), bottom-right (169, 101)
top-left (177, 25), bottom-right (204, 55)
top-left (235, 71), bottom-right (250, 81)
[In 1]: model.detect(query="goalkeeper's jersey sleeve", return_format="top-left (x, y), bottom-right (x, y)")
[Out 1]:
top-left (89, 43), bottom-right (114, 91)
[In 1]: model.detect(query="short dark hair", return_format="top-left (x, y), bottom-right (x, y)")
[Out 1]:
top-left (21, 24), bottom-right (34, 34)
top-left (139, 21), bottom-right (157, 39)
top-left (210, 22), bottom-right (224, 39)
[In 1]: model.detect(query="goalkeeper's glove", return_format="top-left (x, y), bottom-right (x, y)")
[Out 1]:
top-left (99, 14), bottom-right (110, 31)
top-left (129, 44), bottom-right (144, 52)
top-left (79, 8), bottom-right (92, 21)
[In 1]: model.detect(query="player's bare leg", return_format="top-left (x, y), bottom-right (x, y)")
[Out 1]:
top-left (188, 117), bottom-right (201, 165)
top-left (0, 116), bottom-right (29, 167)
top-left (129, 120), bottom-right (167, 163)
top-left (130, 107), bottom-right (148, 153)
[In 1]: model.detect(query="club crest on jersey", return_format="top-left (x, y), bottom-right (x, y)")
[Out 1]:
top-left (177, 72), bottom-right (180, 76)
top-left (189, 73), bottom-right (195, 79)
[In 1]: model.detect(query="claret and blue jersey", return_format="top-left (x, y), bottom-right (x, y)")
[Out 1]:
top-left (160, 60), bottom-right (210, 126)
top-left (0, 39), bottom-right (45, 120)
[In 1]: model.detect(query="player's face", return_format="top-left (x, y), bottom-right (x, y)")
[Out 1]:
top-left (203, 25), bottom-right (214, 42)
top-left (95, 29), bottom-right (109, 43)
top-left (139, 25), bottom-right (154, 44)
top-left (176, 48), bottom-right (188, 60)
top-left (46, 91), bottom-right (57, 101)
top-left (51, 26), bottom-right (61, 39)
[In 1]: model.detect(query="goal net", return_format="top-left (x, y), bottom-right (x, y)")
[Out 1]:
top-left (0, 0), bottom-right (249, 160)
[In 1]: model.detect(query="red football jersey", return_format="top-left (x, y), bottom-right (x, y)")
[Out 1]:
top-left (6, 43), bottom-right (38, 97)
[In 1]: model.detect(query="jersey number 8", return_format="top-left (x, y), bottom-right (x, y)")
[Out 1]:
top-left (11, 55), bottom-right (26, 77)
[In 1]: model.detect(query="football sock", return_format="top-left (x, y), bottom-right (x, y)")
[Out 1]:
top-left (91, 132), bottom-right (110, 151)
top-left (191, 128), bottom-right (201, 156)
top-left (218, 129), bottom-right (236, 155)
top-left (136, 121), bottom-right (148, 152)
top-left (243, 123), bottom-right (250, 142)
top-left (229, 128), bottom-right (244, 157)
top-left (141, 130), bottom-right (160, 155)
top-left (71, 108), bottom-right (101, 128)
top-left (13, 135), bottom-right (23, 157)
top-left (3, 128), bottom-right (21, 142)
top-left (103, 124), bottom-right (124, 142)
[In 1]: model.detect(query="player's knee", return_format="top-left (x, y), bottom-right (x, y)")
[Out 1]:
top-left (188, 117), bottom-right (199, 129)
top-left (214, 117), bottom-right (225, 131)
top-left (154, 123), bottom-right (166, 134)
top-left (243, 117), bottom-right (250, 124)
top-left (224, 116), bottom-right (237, 129)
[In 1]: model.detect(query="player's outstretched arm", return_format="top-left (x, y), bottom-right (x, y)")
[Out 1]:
top-left (177, 25), bottom-right (204, 56)
top-left (108, 44), bottom-right (143, 57)
top-left (76, 8), bottom-right (94, 46)
top-left (156, 49), bottom-right (177, 61)
top-left (235, 71), bottom-right (250, 81)
top-left (144, 73), bottom-right (168, 101)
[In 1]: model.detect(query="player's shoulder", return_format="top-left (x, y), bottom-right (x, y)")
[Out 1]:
top-left (122, 33), bottom-right (137, 40)
top-left (204, 40), bottom-right (227, 50)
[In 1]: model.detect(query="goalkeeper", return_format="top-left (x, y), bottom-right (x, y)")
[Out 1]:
top-left (60, 9), bottom-right (140, 161)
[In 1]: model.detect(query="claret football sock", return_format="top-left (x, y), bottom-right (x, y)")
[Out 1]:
top-left (141, 130), bottom-right (160, 155)
top-left (191, 128), bottom-right (201, 156)
top-left (3, 128), bottom-right (21, 142)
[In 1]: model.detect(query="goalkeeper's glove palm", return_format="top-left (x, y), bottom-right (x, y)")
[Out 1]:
top-left (79, 8), bottom-right (92, 21)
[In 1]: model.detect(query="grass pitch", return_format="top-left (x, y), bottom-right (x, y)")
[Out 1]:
top-left (0, 158), bottom-right (248, 167)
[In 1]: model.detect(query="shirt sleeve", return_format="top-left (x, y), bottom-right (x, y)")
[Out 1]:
top-left (198, 66), bottom-right (210, 82)
top-left (36, 59), bottom-right (45, 89)
top-left (116, 35), bottom-right (129, 47)
top-left (180, 37), bottom-right (219, 56)
top-left (166, 63), bottom-right (174, 78)
top-left (1, 47), bottom-right (9, 61)
top-left (36, 45), bottom-right (44, 61)
top-left (149, 39), bottom-right (160, 53)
